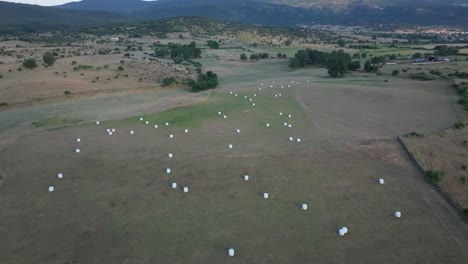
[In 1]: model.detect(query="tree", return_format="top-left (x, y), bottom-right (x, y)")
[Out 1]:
top-left (43, 52), bottom-right (56, 66)
top-left (348, 61), bottom-right (361, 71)
top-left (392, 69), bottom-right (400, 76)
top-left (284, 39), bottom-right (293, 46)
top-left (23, 59), bottom-right (37, 69)
top-left (289, 58), bottom-right (301, 69)
top-left (207, 40), bottom-right (220, 49)
top-left (412, 53), bottom-right (422, 59)
top-left (326, 50), bottom-right (351, 78)
top-left (240, 53), bottom-right (247, 61)
top-left (364, 61), bottom-right (378, 72)
top-left (361, 53), bottom-right (367, 59)
top-left (337, 39), bottom-right (346, 48)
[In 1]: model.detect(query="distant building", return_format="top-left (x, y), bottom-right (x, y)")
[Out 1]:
top-left (110, 37), bottom-right (119, 41)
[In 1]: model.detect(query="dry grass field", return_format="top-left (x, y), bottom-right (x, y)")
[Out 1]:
top-left (2, 22), bottom-right (468, 263)
top-left (1, 55), bottom-right (468, 263)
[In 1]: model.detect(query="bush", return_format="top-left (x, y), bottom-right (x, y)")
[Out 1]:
top-left (0, 102), bottom-right (8, 107)
top-left (454, 122), bottom-right (465, 129)
top-left (425, 170), bottom-right (445, 183)
top-left (118, 66), bottom-right (124, 71)
top-left (0, 74), bottom-right (3, 79)
top-left (240, 53), bottom-right (247, 61)
top-left (392, 69), bottom-right (400, 76)
top-left (161, 77), bottom-right (178, 87)
top-left (207, 40), bottom-right (220, 49)
top-left (464, 208), bottom-right (468, 220)
top-left (191, 71), bottom-right (219, 92)
top-left (42, 52), bottom-right (56, 66)
top-left (410, 72), bottom-right (434, 81)
top-left (64, 90), bottom-right (72, 95)
top-left (22, 59), bottom-right (37, 69)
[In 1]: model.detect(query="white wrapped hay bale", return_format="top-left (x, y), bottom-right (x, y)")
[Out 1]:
top-left (165, 122), bottom-right (169, 126)
top-left (253, 94), bottom-right (257, 97)
top-left (394, 211), bottom-right (401, 218)
top-left (258, 87), bottom-right (262, 90)
top-left (275, 94), bottom-right (278, 98)
top-left (185, 129), bottom-right (189, 133)
top-left (48, 186), bottom-right (55, 192)
top-left (172, 182), bottom-right (177, 189)
top-left (223, 115), bottom-right (227, 119)
top-left (338, 229), bottom-right (345, 236)
top-left (107, 129), bottom-right (111, 133)
top-left (76, 138), bottom-right (81, 143)
top-left (168, 153), bottom-right (173, 158)
top-left (183, 187), bottom-right (189, 193)
top-left (261, 83), bottom-right (264, 86)
top-left (218, 111), bottom-right (222, 115)
top-left (130, 131), bottom-right (134, 135)
top-left (140, 117), bottom-right (144, 121)
top-left (263, 193), bottom-right (269, 199)
top-left (249, 98), bottom-right (253, 102)
top-left (108, 132), bottom-right (113, 136)
top-left (228, 144), bottom-right (233, 149)
top-left (288, 124), bottom-right (292, 128)
top-left (296, 138), bottom-right (301, 143)
top-left (289, 137), bottom-right (294, 142)
top-left (244, 96), bottom-right (247, 99)
top-left (266, 123), bottom-right (270, 127)
top-left (96, 121), bottom-right (100, 125)
top-left (278, 93), bottom-right (282, 97)
top-left (75, 148), bottom-right (81, 153)
top-left (235, 93), bottom-right (238, 96)
top-left (57, 173), bottom-right (63, 179)
top-left (236, 129), bottom-right (240, 133)
top-left (166, 168), bottom-right (172, 174)
top-left (301, 204), bottom-right (308, 210)
top-left (288, 114), bottom-right (292, 118)
top-left (283, 122), bottom-right (288, 127)
top-left (229, 91), bottom-right (233, 94)
top-left (252, 103), bottom-right (256, 106)
top-left (379, 179), bottom-right (385, 185)
top-left (112, 129), bottom-right (116, 132)
top-left (169, 134), bottom-right (174, 139)
top-left (145, 121), bottom-right (149, 125)
top-left (342, 227), bottom-right (348, 234)
top-left (244, 175), bottom-right (249, 181)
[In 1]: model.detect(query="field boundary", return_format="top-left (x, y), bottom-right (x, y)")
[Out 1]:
top-left (396, 136), bottom-right (466, 221)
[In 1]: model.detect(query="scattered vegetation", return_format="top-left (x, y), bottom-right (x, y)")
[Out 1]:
top-left (32, 117), bottom-right (81, 128)
top-left (425, 170), bottom-right (445, 183)
top-left (42, 52), bottom-right (56, 66)
top-left (161, 77), bottom-right (178, 87)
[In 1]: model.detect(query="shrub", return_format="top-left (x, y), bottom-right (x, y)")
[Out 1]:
top-left (0, 74), bottom-right (3, 79)
top-left (425, 170), bottom-right (445, 183)
top-left (464, 208), bottom-right (468, 220)
top-left (0, 102), bottom-right (8, 107)
top-left (392, 69), bottom-right (400, 76)
top-left (410, 72), bottom-right (434, 81)
top-left (190, 71), bottom-right (219, 92)
top-left (404, 132), bottom-right (424, 138)
top-left (42, 52), bottom-right (56, 66)
top-left (23, 59), bottom-right (37, 69)
top-left (462, 165), bottom-right (467, 170)
top-left (118, 66), bottom-right (124, 71)
top-left (64, 90), bottom-right (72, 95)
top-left (454, 122), bottom-right (465, 129)
top-left (161, 77), bottom-right (178, 87)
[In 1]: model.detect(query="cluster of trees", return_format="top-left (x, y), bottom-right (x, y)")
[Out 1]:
top-left (206, 40), bottom-right (220, 49)
top-left (161, 76), bottom-right (178, 87)
top-left (240, 52), bottom-right (270, 61)
top-left (434, 45), bottom-right (459, 56)
top-left (425, 170), bottom-right (445, 184)
top-left (189, 71), bottom-right (219, 92)
top-left (276, 53), bottom-right (287, 58)
top-left (289, 49), bottom-right (360, 77)
top-left (448, 71), bottom-right (468, 79)
top-left (154, 42), bottom-right (201, 64)
top-left (453, 82), bottom-right (468, 111)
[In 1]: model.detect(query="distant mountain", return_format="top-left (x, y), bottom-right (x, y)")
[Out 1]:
top-left (0, 1), bottom-right (126, 27)
top-left (57, 0), bottom-right (468, 27)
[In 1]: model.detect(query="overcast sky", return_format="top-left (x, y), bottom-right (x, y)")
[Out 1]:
top-left (2, 0), bottom-right (78, 6)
